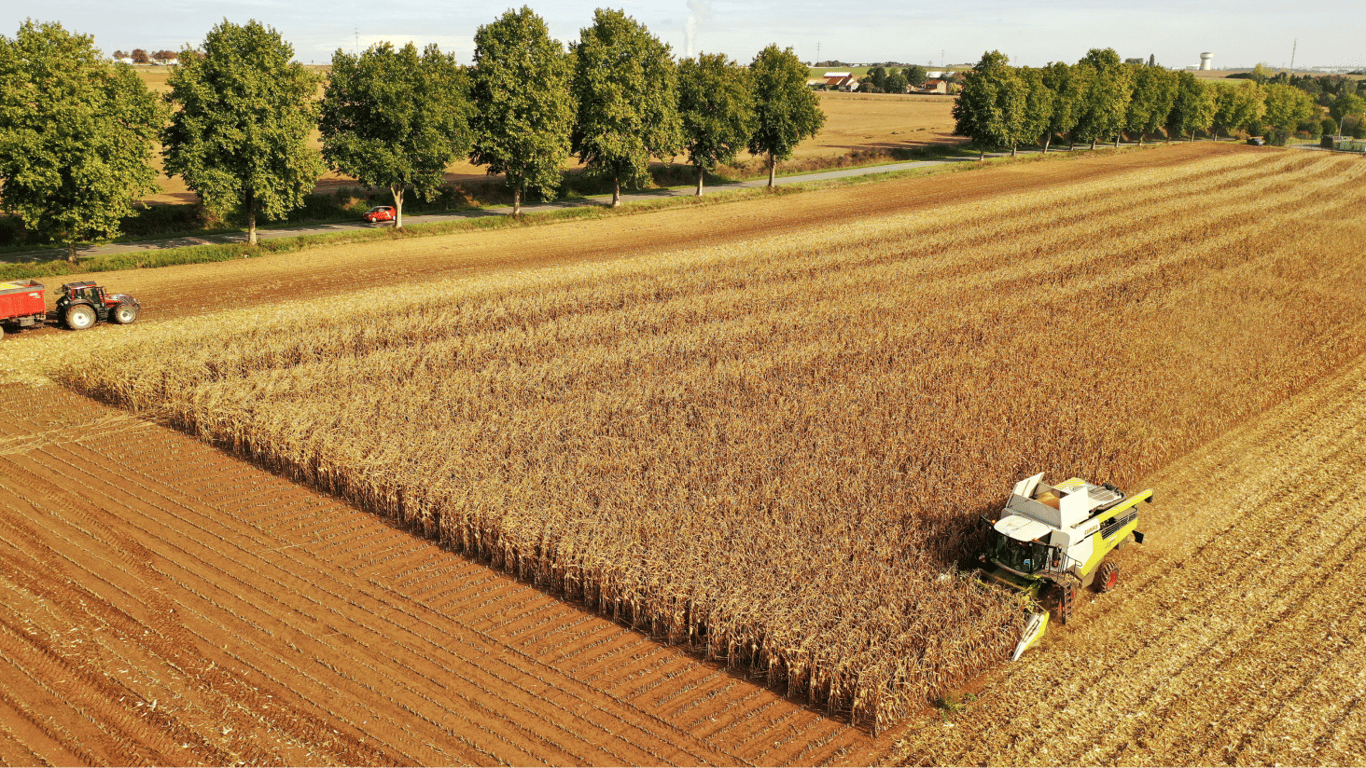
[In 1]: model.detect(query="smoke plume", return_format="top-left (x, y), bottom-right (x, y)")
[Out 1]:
top-left (684, 0), bottom-right (711, 58)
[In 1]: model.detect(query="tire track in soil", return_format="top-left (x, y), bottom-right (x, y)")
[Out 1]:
top-left (0, 379), bottom-right (881, 766)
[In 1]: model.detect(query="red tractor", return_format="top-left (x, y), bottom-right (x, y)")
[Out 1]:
top-left (0, 280), bottom-right (140, 340)
top-left (55, 281), bottom-right (140, 330)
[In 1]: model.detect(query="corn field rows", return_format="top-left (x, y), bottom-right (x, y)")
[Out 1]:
top-left (58, 150), bottom-right (1366, 731)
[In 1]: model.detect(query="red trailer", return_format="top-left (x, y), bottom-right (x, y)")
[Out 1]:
top-left (0, 280), bottom-right (46, 340)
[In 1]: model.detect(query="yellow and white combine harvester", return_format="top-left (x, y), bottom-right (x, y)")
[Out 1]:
top-left (976, 473), bottom-right (1152, 660)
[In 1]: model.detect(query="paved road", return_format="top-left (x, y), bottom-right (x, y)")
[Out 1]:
top-left (2, 146), bottom-right (1091, 263)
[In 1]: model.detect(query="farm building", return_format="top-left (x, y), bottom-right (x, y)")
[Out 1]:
top-left (818, 72), bottom-right (860, 91)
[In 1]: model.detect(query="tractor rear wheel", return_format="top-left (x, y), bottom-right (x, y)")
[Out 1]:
top-left (64, 304), bottom-right (96, 330)
top-left (1097, 561), bottom-right (1120, 592)
top-left (111, 303), bottom-right (139, 324)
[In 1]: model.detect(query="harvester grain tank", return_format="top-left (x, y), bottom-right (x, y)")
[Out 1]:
top-left (976, 473), bottom-right (1151, 659)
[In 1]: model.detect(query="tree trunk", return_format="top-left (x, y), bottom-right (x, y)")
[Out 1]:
top-left (695, 165), bottom-right (704, 196)
top-left (513, 181), bottom-right (522, 216)
top-left (1010, 142), bottom-right (1017, 157)
top-left (246, 188), bottom-right (257, 246)
top-left (612, 177), bottom-right (621, 207)
top-left (767, 153), bottom-right (776, 187)
top-left (391, 184), bottom-right (405, 228)
top-left (66, 242), bottom-right (77, 264)
top-left (1189, 131), bottom-right (1195, 142)
top-left (1043, 135), bottom-right (1052, 154)
top-left (1114, 134), bottom-right (1120, 148)
top-left (979, 147), bottom-right (985, 160)
top-left (1090, 138), bottom-right (1097, 150)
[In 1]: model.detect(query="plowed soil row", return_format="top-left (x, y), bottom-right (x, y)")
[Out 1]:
top-left (0, 379), bottom-right (882, 766)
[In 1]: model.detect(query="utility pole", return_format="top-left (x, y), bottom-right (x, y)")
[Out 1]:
top-left (816, 41), bottom-right (820, 66)
top-left (354, 26), bottom-right (359, 56)
top-left (1290, 38), bottom-right (1297, 74)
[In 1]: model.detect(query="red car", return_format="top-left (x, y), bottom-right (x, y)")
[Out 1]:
top-left (363, 206), bottom-right (396, 223)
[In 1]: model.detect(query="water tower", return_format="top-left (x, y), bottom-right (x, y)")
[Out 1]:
top-left (1200, 52), bottom-right (1214, 71)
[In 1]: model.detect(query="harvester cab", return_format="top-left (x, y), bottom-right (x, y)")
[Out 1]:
top-left (976, 473), bottom-right (1152, 659)
top-left (54, 281), bottom-right (140, 331)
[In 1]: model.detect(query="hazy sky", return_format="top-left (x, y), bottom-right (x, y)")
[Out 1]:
top-left (5, 0), bottom-right (1362, 71)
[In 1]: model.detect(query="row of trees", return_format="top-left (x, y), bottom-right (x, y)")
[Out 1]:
top-left (953, 49), bottom-right (1327, 157)
top-left (861, 65), bottom-right (936, 94)
top-left (0, 10), bottom-right (826, 258)
top-left (111, 49), bottom-right (178, 63)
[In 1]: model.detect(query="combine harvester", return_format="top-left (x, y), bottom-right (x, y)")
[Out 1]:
top-left (976, 473), bottom-right (1151, 659)
top-left (0, 280), bottom-right (140, 340)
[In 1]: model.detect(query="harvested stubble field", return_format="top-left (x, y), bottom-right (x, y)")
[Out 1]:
top-left (42, 146), bottom-right (1366, 738)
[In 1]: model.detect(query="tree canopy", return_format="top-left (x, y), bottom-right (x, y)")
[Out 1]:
top-left (1211, 81), bottom-right (1265, 140)
top-left (320, 41), bottom-right (472, 228)
top-left (570, 9), bottom-right (682, 207)
top-left (0, 20), bottom-right (164, 261)
top-left (1261, 83), bottom-right (1315, 144)
top-left (1073, 48), bottom-right (1131, 148)
top-left (163, 19), bottom-right (323, 245)
top-left (1167, 71), bottom-right (1217, 142)
top-left (747, 44), bottom-right (825, 186)
top-left (678, 53), bottom-right (756, 196)
top-left (1018, 67), bottom-right (1055, 153)
top-left (1125, 65), bottom-right (1177, 144)
top-left (469, 6), bottom-right (574, 214)
top-left (952, 50), bottom-right (1027, 158)
top-left (1040, 61), bottom-right (1085, 150)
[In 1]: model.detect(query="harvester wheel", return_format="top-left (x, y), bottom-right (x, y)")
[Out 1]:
top-left (64, 304), bottom-right (96, 331)
top-left (1097, 561), bottom-right (1120, 593)
top-left (111, 303), bottom-right (139, 325)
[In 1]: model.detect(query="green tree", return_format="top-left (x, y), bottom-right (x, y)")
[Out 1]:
top-left (469, 7), bottom-right (574, 215)
top-left (1073, 48), bottom-right (1131, 148)
top-left (1018, 67), bottom-right (1054, 152)
top-left (0, 20), bottom-right (164, 262)
top-left (904, 64), bottom-right (928, 88)
top-left (1262, 82), bottom-right (1315, 144)
top-left (1167, 72), bottom-right (1217, 142)
top-left (747, 44), bottom-right (826, 187)
top-left (1125, 65), bottom-right (1177, 145)
top-left (1211, 81), bottom-right (1265, 140)
top-left (571, 9), bottom-right (683, 207)
top-left (320, 42), bottom-right (472, 228)
top-left (678, 53), bottom-right (756, 196)
top-left (163, 20), bottom-right (323, 246)
top-left (952, 50), bottom-right (1026, 159)
top-left (1040, 62), bottom-right (1085, 151)
top-left (1329, 92), bottom-right (1366, 123)
top-left (866, 65), bottom-right (887, 92)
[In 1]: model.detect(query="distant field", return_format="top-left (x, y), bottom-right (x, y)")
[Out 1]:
top-left (131, 68), bottom-right (958, 206)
